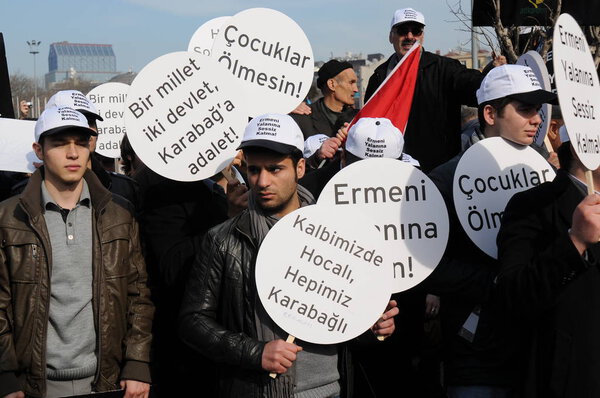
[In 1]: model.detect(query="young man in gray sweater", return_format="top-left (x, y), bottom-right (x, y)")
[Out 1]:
top-left (0, 106), bottom-right (153, 398)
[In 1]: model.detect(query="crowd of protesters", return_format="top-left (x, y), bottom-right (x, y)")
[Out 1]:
top-left (1, 6), bottom-right (599, 398)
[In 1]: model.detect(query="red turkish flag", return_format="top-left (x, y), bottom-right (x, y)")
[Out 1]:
top-left (350, 42), bottom-right (421, 134)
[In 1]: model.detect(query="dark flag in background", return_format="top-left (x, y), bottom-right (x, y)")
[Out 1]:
top-left (0, 33), bottom-right (15, 119)
top-left (472, 0), bottom-right (600, 27)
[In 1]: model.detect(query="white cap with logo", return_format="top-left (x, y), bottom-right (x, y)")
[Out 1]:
top-left (476, 64), bottom-right (557, 105)
top-left (238, 113), bottom-right (304, 155)
top-left (303, 134), bottom-right (329, 158)
top-left (46, 90), bottom-right (104, 121)
top-left (391, 8), bottom-right (425, 28)
top-left (346, 118), bottom-right (404, 159)
top-left (34, 106), bottom-right (96, 142)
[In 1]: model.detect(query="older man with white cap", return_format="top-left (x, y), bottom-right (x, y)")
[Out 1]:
top-left (365, 7), bottom-right (506, 173)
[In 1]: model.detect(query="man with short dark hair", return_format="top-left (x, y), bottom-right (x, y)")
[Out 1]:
top-left (179, 113), bottom-right (398, 397)
top-left (0, 106), bottom-right (153, 398)
top-left (426, 64), bottom-right (556, 398)
top-left (45, 90), bottom-right (139, 207)
top-left (365, 7), bottom-right (504, 172)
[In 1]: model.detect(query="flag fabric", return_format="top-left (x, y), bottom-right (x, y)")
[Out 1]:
top-left (349, 42), bottom-right (421, 134)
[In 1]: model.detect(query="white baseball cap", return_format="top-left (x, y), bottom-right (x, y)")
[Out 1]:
top-left (238, 113), bottom-right (304, 155)
top-left (476, 64), bottom-right (557, 105)
top-left (346, 118), bottom-right (404, 159)
top-left (46, 90), bottom-right (104, 121)
top-left (34, 106), bottom-right (96, 142)
top-left (391, 8), bottom-right (425, 28)
top-left (303, 134), bottom-right (329, 158)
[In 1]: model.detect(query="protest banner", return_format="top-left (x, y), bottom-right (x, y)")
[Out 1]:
top-left (318, 158), bottom-right (448, 293)
top-left (517, 50), bottom-right (553, 148)
top-left (123, 51), bottom-right (248, 181)
top-left (188, 16), bottom-right (231, 57)
top-left (256, 204), bottom-right (394, 345)
top-left (0, 118), bottom-right (36, 172)
top-left (211, 8), bottom-right (314, 117)
top-left (553, 13), bottom-right (600, 178)
top-left (453, 137), bottom-right (555, 258)
top-left (87, 82), bottom-right (129, 158)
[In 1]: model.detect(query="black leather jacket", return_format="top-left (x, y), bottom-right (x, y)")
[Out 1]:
top-left (178, 210), bottom-right (355, 397)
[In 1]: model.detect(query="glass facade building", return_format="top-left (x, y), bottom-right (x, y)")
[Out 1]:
top-left (45, 42), bottom-right (119, 88)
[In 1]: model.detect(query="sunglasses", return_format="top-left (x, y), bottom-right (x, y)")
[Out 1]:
top-left (394, 25), bottom-right (423, 36)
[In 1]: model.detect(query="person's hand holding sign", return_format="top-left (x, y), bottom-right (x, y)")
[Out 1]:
top-left (226, 178), bottom-right (249, 218)
top-left (317, 122), bottom-right (349, 161)
top-left (569, 194), bottom-right (600, 255)
top-left (370, 299), bottom-right (399, 339)
top-left (262, 338), bottom-right (303, 374)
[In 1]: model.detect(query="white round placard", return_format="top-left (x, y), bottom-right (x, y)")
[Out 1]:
top-left (123, 51), bottom-right (248, 181)
top-left (256, 205), bottom-right (394, 344)
top-left (553, 13), bottom-right (600, 170)
top-left (453, 137), bottom-right (556, 259)
top-left (87, 82), bottom-right (129, 158)
top-left (211, 8), bottom-right (314, 117)
top-left (318, 158), bottom-right (449, 293)
top-left (188, 16), bottom-right (231, 57)
top-left (517, 51), bottom-right (553, 148)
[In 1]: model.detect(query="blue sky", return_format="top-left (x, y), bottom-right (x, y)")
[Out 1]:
top-left (2, 0), bottom-right (480, 78)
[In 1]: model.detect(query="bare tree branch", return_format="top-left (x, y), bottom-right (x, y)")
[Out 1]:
top-left (491, 0), bottom-right (519, 62)
top-left (588, 26), bottom-right (600, 68)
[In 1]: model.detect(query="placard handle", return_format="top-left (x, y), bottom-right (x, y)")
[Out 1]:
top-left (269, 335), bottom-right (296, 379)
top-left (586, 169), bottom-right (595, 195)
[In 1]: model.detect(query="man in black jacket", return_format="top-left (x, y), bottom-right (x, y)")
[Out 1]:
top-left (291, 60), bottom-right (358, 141)
top-left (365, 7), bottom-right (504, 173)
top-left (427, 64), bottom-right (556, 398)
top-left (496, 126), bottom-right (600, 397)
top-left (179, 113), bottom-right (398, 397)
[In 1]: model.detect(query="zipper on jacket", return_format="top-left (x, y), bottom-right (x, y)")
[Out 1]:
top-left (93, 208), bottom-right (104, 388)
top-left (28, 215), bottom-right (52, 397)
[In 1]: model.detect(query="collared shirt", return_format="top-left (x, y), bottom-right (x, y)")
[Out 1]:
top-left (567, 173), bottom-right (600, 196)
top-left (41, 180), bottom-right (97, 380)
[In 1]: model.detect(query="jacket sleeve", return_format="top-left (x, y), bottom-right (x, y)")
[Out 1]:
top-left (445, 57), bottom-right (483, 108)
top-left (495, 193), bottom-right (590, 318)
top-left (0, 244), bottom-right (22, 396)
top-left (121, 217), bottom-right (154, 383)
top-left (178, 231), bottom-right (265, 371)
top-left (424, 162), bottom-right (497, 302)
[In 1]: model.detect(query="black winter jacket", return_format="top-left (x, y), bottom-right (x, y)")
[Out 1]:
top-left (365, 50), bottom-right (483, 173)
top-left (178, 210), bottom-right (355, 398)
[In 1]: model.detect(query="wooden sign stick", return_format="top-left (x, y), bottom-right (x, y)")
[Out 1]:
top-left (269, 334), bottom-right (296, 379)
top-left (585, 169), bottom-right (595, 195)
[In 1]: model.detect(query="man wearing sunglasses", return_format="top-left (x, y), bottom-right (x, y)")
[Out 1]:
top-left (365, 8), bottom-right (505, 173)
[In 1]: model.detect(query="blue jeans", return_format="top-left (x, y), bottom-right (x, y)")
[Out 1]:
top-left (447, 385), bottom-right (515, 398)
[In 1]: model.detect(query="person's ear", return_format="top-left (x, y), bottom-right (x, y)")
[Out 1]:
top-left (483, 104), bottom-right (496, 126)
top-left (296, 157), bottom-right (306, 180)
top-left (547, 120), bottom-right (559, 139)
top-left (326, 78), bottom-right (336, 92)
top-left (32, 142), bottom-right (44, 161)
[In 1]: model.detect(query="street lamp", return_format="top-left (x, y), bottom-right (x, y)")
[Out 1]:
top-left (27, 40), bottom-right (41, 117)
